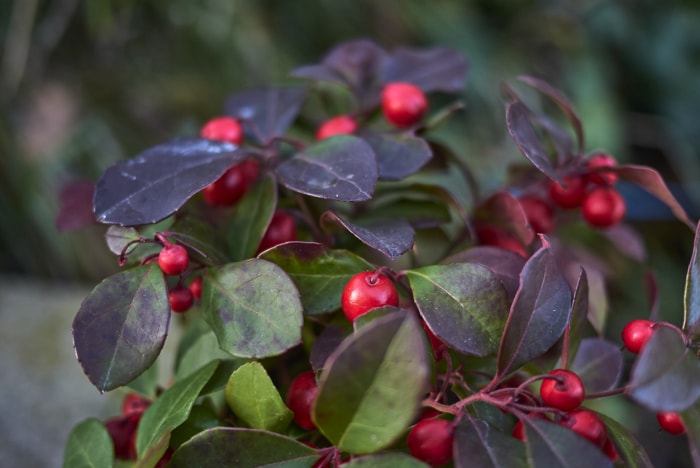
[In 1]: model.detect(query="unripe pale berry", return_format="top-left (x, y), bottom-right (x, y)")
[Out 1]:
top-left (581, 186), bottom-right (626, 228)
top-left (381, 82), bottom-right (428, 128)
top-left (158, 244), bottom-right (189, 276)
top-left (200, 116), bottom-right (244, 145)
top-left (407, 417), bottom-right (454, 466)
top-left (316, 115), bottom-right (358, 140)
top-left (540, 369), bottom-right (585, 411)
top-left (341, 271), bottom-right (399, 322)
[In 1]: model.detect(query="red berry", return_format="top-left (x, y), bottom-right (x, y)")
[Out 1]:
top-left (657, 411), bottom-right (686, 435)
top-left (169, 284), bottom-right (194, 313)
top-left (519, 196), bottom-right (555, 234)
top-left (621, 319), bottom-right (655, 354)
top-left (341, 270), bottom-right (399, 322)
top-left (189, 276), bottom-right (203, 300)
top-left (203, 165), bottom-right (247, 206)
top-left (560, 409), bottom-right (608, 448)
top-left (257, 210), bottom-right (297, 253)
top-left (285, 371), bottom-right (319, 430)
top-left (512, 420), bottom-right (526, 442)
top-left (381, 82), bottom-right (428, 128)
top-left (200, 116), bottom-right (244, 145)
top-left (585, 152), bottom-right (618, 186)
top-left (316, 115), bottom-right (358, 140)
top-left (407, 418), bottom-right (454, 466)
top-left (122, 393), bottom-right (151, 416)
top-left (158, 244), bottom-right (189, 276)
top-left (475, 225), bottom-right (527, 257)
top-left (549, 176), bottom-right (587, 209)
top-left (602, 437), bottom-right (619, 462)
top-left (239, 159), bottom-right (260, 185)
top-left (421, 319), bottom-right (444, 360)
top-left (582, 186), bottom-right (626, 228)
top-left (105, 413), bottom-right (141, 460)
top-left (540, 369), bottom-right (585, 411)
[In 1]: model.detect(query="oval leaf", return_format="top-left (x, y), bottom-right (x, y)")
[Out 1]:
top-left (226, 173), bottom-right (277, 261)
top-left (475, 191), bottom-right (535, 246)
top-left (202, 259), bottom-right (303, 358)
top-left (94, 137), bottom-right (243, 226)
top-left (326, 212), bottom-right (415, 260)
top-left (382, 46), bottom-right (468, 93)
top-left (275, 136), bottom-right (377, 202)
top-left (685, 221), bottom-right (700, 336)
top-left (259, 242), bottom-right (374, 315)
top-left (454, 417), bottom-right (527, 468)
top-left (225, 361), bottom-right (293, 432)
top-left (342, 453), bottom-right (429, 467)
top-left (627, 326), bottom-right (700, 412)
top-left (497, 242), bottom-right (572, 376)
top-left (570, 338), bottom-right (623, 393)
top-left (313, 312), bottom-right (430, 454)
top-left (72, 263), bottom-right (170, 392)
top-left (405, 263), bottom-right (510, 356)
top-left (135, 360), bottom-right (219, 456)
top-left (506, 100), bottom-right (560, 183)
top-left (361, 132), bottom-right (432, 181)
top-left (524, 418), bottom-right (613, 468)
top-left (597, 413), bottom-right (654, 468)
top-left (63, 418), bottom-right (113, 468)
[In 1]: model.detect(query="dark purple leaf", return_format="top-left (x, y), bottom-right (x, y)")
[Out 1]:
top-left (523, 418), bottom-right (613, 468)
top-left (324, 211), bottom-right (414, 260)
top-left (601, 224), bottom-right (646, 262)
top-left (628, 326), bottom-right (700, 412)
top-left (454, 417), bottom-right (526, 468)
top-left (94, 137), bottom-right (243, 226)
top-left (223, 86), bottom-right (307, 145)
top-left (615, 164), bottom-right (695, 229)
top-left (531, 112), bottom-right (575, 163)
top-left (685, 221), bottom-right (700, 337)
top-left (497, 242), bottom-right (572, 376)
top-left (506, 100), bottom-right (561, 183)
top-left (567, 268), bottom-right (589, 360)
top-left (474, 191), bottom-right (535, 246)
top-left (275, 136), bottom-right (377, 202)
top-left (570, 338), bottom-right (623, 393)
top-left (310, 323), bottom-right (350, 372)
top-left (72, 263), bottom-right (170, 392)
top-left (517, 75), bottom-right (585, 154)
top-left (598, 413), bottom-right (654, 468)
top-left (361, 131), bottom-right (432, 180)
top-left (382, 46), bottom-right (468, 93)
top-left (406, 263), bottom-right (510, 356)
top-left (56, 181), bottom-right (96, 231)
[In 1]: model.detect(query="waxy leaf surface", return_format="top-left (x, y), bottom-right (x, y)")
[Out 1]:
top-left (406, 263), bottom-right (510, 356)
top-left (506, 100), bottom-right (560, 183)
top-left (498, 243), bottom-right (572, 376)
top-left (63, 418), bottom-right (113, 468)
top-left (570, 338), bottom-right (623, 393)
top-left (72, 264), bottom-right (169, 392)
top-left (454, 417), bottom-right (526, 468)
top-left (276, 136), bottom-right (377, 202)
top-left (260, 242), bottom-right (374, 315)
top-left (361, 132), bottom-right (432, 181)
top-left (685, 221), bottom-right (700, 337)
top-left (598, 414), bottom-right (653, 468)
top-left (326, 212), bottom-right (414, 260)
top-left (94, 138), bottom-right (243, 226)
top-left (628, 326), bottom-right (700, 411)
top-left (169, 427), bottom-right (318, 468)
top-left (202, 259), bottom-right (303, 358)
top-left (381, 46), bottom-right (468, 93)
top-left (523, 418), bottom-right (613, 468)
top-left (313, 312), bottom-right (430, 454)
top-left (226, 173), bottom-right (277, 261)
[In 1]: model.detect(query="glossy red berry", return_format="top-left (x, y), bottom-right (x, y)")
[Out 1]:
top-left (602, 437), bottom-right (619, 462)
top-left (519, 196), bottom-right (555, 234)
top-left (188, 276), bottom-right (203, 300)
top-left (158, 244), bottom-right (189, 276)
top-left (341, 270), bottom-right (399, 322)
top-left (316, 115), bottom-right (358, 140)
top-left (475, 225), bottom-right (527, 257)
top-left (657, 411), bottom-right (686, 435)
top-left (582, 186), bottom-right (626, 228)
top-left (285, 371), bottom-right (319, 430)
top-left (381, 82), bottom-right (428, 128)
top-left (407, 417), bottom-right (454, 467)
top-left (257, 210), bottom-right (297, 253)
top-left (585, 152), bottom-right (618, 186)
top-left (621, 319), bottom-right (655, 354)
top-left (169, 284), bottom-right (194, 313)
top-left (540, 369), bottom-right (585, 411)
top-left (200, 116), bottom-right (244, 145)
top-left (122, 393), bottom-right (151, 416)
top-left (203, 165), bottom-right (247, 206)
top-left (560, 409), bottom-right (608, 448)
top-left (549, 176), bottom-right (587, 209)
top-left (105, 413), bottom-right (141, 460)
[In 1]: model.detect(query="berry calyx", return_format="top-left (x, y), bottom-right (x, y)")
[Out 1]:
top-left (656, 411), bottom-right (686, 435)
top-left (381, 82), bottom-right (428, 128)
top-left (581, 186), bottom-right (626, 228)
top-left (122, 393), bottom-right (151, 416)
top-left (203, 165), bottom-right (247, 206)
top-left (341, 270), bottom-right (399, 322)
top-left (539, 369), bottom-right (585, 411)
top-left (257, 210), bottom-right (297, 253)
top-left (158, 243), bottom-right (189, 276)
top-left (188, 276), bottom-right (203, 300)
top-left (200, 116), bottom-right (244, 145)
top-left (519, 195), bottom-right (555, 234)
top-left (549, 176), bottom-right (587, 209)
top-left (621, 319), bottom-right (655, 354)
top-left (169, 284), bottom-right (194, 313)
top-left (560, 409), bottom-right (608, 448)
top-left (407, 417), bottom-right (454, 467)
top-left (585, 152), bottom-right (618, 186)
top-left (316, 115), bottom-right (358, 140)
top-left (285, 371), bottom-right (319, 430)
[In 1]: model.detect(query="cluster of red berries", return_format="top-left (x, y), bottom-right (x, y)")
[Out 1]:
top-left (156, 240), bottom-right (201, 313)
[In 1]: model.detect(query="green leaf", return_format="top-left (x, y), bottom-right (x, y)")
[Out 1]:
top-left (260, 242), bottom-right (373, 315)
top-left (174, 314), bottom-right (236, 380)
top-left (202, 259), bottom-right (303, 357)
top-left (169, 215), bottom-right (229, 265)
top-left (63, 418), bottom-right (113, 468)
top-left (169, 427), bottom-right (319, 467)
top-left (684, 221), bottom-right (700, 337)
top-left (313, 312), bottom-right (430, 454)
top-left (134, 432), bottom-right (170, 468)
top-left (72, 264), bottom-right (170, 392)
top-left (524, 418), bottom-right (612, 468)
top-left (226, 173), bottom-right (277, 261)
top-left (341, 452), bottom-right (429, 467)
top-left (225, 361), bottom-right (293, 432)
top-left (454, 417), bottom-right (526, 468)
top-left (170, 402), bottom-right (222, 450)
top-left (135, 360), bottom-right (219, 456)
top-left (597, 413), bottom-right (653, 468)
top-left (405, 263), bottom-right (510, 356)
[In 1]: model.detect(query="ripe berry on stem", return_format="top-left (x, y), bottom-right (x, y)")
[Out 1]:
top-left (407, 417), bottom-right (454, 467)
top-left (169, 284), bottom-right (194, 313)
top-left (257, 210), bottom-right (297, 253)
top-left (560, 409), bottom-right (608, 448)
top-left (657, 411), bottom-right (686, 435)
top-left (158, 243), bottom-right (189, 276)
top-left (200, 116), bottom-right (244, 145)
top-left (285, 371), bottom-right (319, 430)
top-left (381, 82), bottom-right (428, 128)
top-left (539, 369), bottom-right (585, 411)
top-left (316, 115), bottom-right (358, 140)
top-left (549, 176), bottom-right (587, 209)
top-left (341, 270), bottom-right (399, 322)
top-left (585, 152), bottom-right (618, 186)
top-left (581, 186), bottom-right (626, 228)
top-left (519, 195), bottom-right (555, 234)
top-left (203, 165), bottom-right (248, 206)
top-left (621, 319), bottom-right (655, 354)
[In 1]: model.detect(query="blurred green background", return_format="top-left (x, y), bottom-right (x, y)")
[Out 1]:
top-left (1, 0), bottom-right (700, 465)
